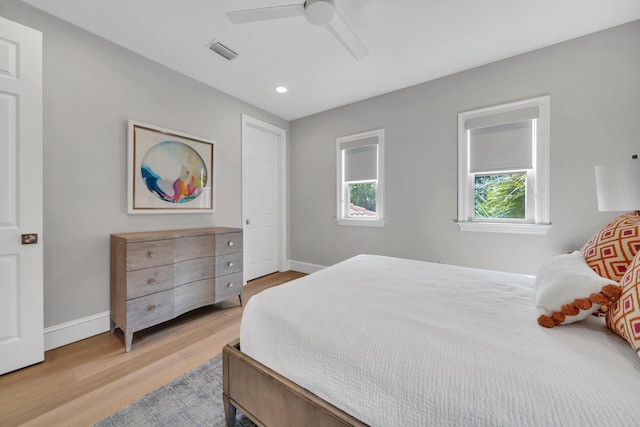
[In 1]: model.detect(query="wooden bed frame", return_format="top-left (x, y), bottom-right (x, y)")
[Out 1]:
top-left (223, 339), bottom-right (368, 427)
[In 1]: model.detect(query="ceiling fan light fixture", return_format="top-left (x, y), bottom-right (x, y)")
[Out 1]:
top-left (226, 0), bottom-right (368, 60)
top-left (305, 0), bottom-right (335, 26)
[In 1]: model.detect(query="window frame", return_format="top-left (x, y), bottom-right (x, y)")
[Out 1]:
top-left (457, 96), bottom-right (551, 234)
top-left (336, 128), bottom-right (385, 227)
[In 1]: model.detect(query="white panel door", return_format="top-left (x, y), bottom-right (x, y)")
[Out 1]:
top-left (242, 115), bottom-right (285, 281)
top-left (0, 17), bottom-right (43, 375)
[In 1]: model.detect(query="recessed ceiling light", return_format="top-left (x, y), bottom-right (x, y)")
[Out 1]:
top-left (276, 86), bottom-right (288, 93)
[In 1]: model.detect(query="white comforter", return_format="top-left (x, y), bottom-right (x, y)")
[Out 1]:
top-left (240, 255), bottom-right (640, 426)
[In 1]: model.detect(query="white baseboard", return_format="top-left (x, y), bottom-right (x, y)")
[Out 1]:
top-left (43, 263), bottom-right (325, 351)
top-left (287, 260), bottom-right (326, 274)
top-left (44, 311), bottom-right (110, 351)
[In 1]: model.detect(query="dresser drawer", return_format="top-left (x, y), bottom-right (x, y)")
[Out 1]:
top-left (174, 279), bottom-right (216, 317)
top-left (127, 289), bottom-right (174, 330)
top-left (215, 232), bottom-right (243, 255)
top-left (175, 257), bottom-right (216, 286)
top-left (126, 264), bottom-right (174, 300)
top-left (215, 252), bottom-right (243, 277)
top-left (175, 235), bottom-right (216, 262)
top-left (215, 272), bottom-right (243, 302)
top-left (127, 239), bottom-right (175, 271)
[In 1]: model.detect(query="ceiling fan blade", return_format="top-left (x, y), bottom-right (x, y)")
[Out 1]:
top-left (325, 11), bottom-right (369, 60)
top-left (227, 4), bottom-right (305, 24)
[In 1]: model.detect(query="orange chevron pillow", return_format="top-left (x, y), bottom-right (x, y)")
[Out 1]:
top-left (606, 250), bottom-right (640, 357)
top-left (581, 212), bottom-right (640, 282)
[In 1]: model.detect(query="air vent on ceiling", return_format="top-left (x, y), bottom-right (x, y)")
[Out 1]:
top-left (208, 39), bottom-right (238, 60)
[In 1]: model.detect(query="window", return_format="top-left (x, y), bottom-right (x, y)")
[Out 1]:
top-left (336, 129), bottom-right (385, 227)
top-left (457, 96), bottom-right (550, 234)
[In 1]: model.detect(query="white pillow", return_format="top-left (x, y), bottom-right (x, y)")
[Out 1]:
top-left (535, 251), bottom-right (620, 327)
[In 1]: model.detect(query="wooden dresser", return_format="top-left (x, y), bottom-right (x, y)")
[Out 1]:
top-left (110, 227), bottom-right (243, 352)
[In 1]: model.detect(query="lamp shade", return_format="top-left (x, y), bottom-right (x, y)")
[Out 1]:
top-left (595, 157), bottom-right (640, 211)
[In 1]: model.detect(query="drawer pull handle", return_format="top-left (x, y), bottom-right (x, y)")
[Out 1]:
top-left (228, 241), bottom-right (234, 247)
top-left (147, 251), bottom-right (156, 258)
top-left (227, 283), bottom-right (234, 288)
top-left (148, 305), bottom-right (156, 312)
top-left (147, 278), bottom-right (156, 284)
top-left (228, 262), bottom-right (234, 267)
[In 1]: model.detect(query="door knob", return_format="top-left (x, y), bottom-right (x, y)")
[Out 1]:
top-left (246, 219), bottom-right (251, 225)
top-left (22, 234), bottom-right (38, 245)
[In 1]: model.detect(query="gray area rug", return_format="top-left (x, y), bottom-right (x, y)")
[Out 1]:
top-left (93, 354), bottom-right (256, 427)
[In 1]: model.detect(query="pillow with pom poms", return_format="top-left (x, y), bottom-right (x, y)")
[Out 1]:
top-left (535, 251), bottom-right (621, 328)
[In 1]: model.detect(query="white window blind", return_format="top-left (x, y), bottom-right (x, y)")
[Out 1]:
top-left (468, 120), bottom-right (534, 173)
top-left (465, 106), bottom-right (538, 174)
top-left (344, 144), bottom-right (378, 182)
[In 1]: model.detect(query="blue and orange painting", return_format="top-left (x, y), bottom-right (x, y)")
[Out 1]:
top-left (141, 141), bottom-right (207, 203)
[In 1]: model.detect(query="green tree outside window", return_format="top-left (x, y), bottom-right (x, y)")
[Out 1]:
top-left (474, 174), bottom-right (525, 219)
top-left (349, 182), bottom-right (377, 212)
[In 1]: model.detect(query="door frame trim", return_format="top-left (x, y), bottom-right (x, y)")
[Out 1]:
top-left (241, 114), bottom-right (287, 281)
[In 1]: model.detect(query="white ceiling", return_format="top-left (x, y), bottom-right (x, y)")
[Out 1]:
top-left (20, 0), bottom-right (640, 121)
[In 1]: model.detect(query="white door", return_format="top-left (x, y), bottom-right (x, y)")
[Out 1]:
top-left (0, 17), bottom-right (44, 375)
top-left (242, 115), bottom-right (286, 281)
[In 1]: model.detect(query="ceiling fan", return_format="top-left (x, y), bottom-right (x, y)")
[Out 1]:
top-left (226, 0), bottom-right (369, 60)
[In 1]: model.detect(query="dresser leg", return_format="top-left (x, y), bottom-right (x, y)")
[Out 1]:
top-left (238, 293), bottom-right (244, 306)
top-left (125, 330), bottom-right (133, 352)
top-left (110, 319), bottom-right (117, 334)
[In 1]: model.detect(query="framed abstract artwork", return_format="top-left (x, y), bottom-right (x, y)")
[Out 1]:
top-left (127, 120), bottom-right (215, 214)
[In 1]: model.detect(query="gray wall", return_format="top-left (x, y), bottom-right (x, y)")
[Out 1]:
top-left (2, 0), bottom-right (638, 334)
top-left (0, 1), bottom-right (289, 328)
top-left (289, 20), bottom-right (640, 275)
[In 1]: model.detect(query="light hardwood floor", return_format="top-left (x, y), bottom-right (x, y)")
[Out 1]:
top-left (0, 270), bottom-right (306, 427)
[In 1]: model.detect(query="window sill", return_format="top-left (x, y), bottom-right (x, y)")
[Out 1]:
top-left (457, 221), bottom-right (551, 235)
top-left (336, 218), bottom-right (386, 227)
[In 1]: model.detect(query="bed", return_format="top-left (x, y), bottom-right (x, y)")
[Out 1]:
top-left (223, 254), bottom-right (640, 426)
